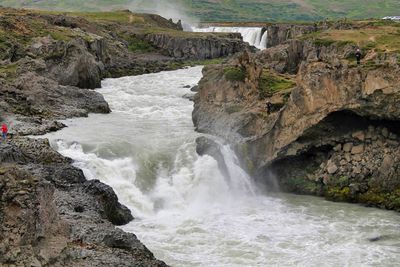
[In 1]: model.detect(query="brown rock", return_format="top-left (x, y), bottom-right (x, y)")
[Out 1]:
top-left (353, 166), bottom-right (362, 174)
top-left (387, 140), bottom-right (399, 147)
top-left (343, 143), bottom-right (353, 152)
top-left (327, 161), bottom-right (338, 174)
top-left (333, 144), bottom-right (342, 151)
top-left (352, 131), bottom-right (365, 141)
top-left (352, 154), bottom-right (362, 162)
top-left (351, 145), bottom-right (364, 154)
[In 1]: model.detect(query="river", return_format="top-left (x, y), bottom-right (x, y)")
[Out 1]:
top-left (42, 66), bottom-right (400, 267)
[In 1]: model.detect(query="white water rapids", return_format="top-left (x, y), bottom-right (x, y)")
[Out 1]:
top-left (191, 27), bottom-right (268, 50)
top-left (43, 67), bottom-right (400, 266)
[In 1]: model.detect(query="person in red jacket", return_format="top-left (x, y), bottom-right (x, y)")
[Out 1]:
top-left (2, 123), bottom-right (8, 142)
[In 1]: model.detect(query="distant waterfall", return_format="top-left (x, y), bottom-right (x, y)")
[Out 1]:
top-left (192, 26), bottom-right (268, 50)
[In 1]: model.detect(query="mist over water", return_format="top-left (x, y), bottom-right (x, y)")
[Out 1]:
top-left (43, 67), bottom-right (400, 267)
top-left (127, 0), bottom-right (198, 26)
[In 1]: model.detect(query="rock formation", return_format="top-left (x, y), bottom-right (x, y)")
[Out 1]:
top-left (0, 7), bottom-right (251, 266)
top-left (0, 138), bottom-right (166, 266)
top-left (193, 23), bottom-right (400, 211)
top-left (145, 32), bottom-right (252, 60)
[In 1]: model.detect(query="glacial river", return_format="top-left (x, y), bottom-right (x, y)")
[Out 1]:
top-left (43, 67), bottom-right (400, 267)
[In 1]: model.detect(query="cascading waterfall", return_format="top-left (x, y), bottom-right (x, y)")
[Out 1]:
top-left (43, 67), bottom-right (400, 267)
top-left (191, 26), bottom-right (268, 50)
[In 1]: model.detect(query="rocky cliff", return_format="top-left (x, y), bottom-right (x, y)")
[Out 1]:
top-left (145, 32), bottom-right (251, 60)
top-left (0, 138), bottom-right (167, 266)
top-left (0, 7), bottom-right (250, 266)
top-left (193, 21), bottom-right (400, 211)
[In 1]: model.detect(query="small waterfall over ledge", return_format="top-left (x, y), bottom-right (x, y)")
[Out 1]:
top-left (42, 67), bottom-right (400, 267)
top-left (191, 26), bottom-right (268, 50)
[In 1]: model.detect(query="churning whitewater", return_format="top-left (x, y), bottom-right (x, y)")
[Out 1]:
top-left (44, 67), bottom-right (400, 267)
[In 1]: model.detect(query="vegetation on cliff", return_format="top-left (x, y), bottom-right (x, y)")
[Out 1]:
top-left (223, 66), bottom-right (246, 82)
top-left (193, 20), bottom-right (400, 212)
top-left (258, 69), bottom-right (295, 99)
top-left (303, 20), bottom-right (400, 53)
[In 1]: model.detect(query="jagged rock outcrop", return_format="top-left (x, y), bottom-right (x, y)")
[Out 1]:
top-left (0, 138), bottom-right (167, 267)
top-left (0, 8), bottom-right (250, 136)
top-left (145, 33), bottom-right (251, 60)
top-left (265, 20), bottom-right (357, 48)
top-left (265, 24), bottom-right (317, 48)
top-left (0, 8), bottom-right (227, 266)
top-left (193, 37), bottom-right (400, 210)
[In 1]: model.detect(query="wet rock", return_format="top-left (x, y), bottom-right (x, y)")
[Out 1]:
top-left (190, 85), bottom-right (199, 92)
top-left (195, 136), bottom-right (229, 179)
top-left (1, 137), bottom-right (167, 266)
top-left (84, 180), bottom-right (134, 226)
top-left (182, 93), bottom-right (195, 101)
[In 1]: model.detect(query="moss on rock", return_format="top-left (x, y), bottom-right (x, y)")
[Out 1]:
top-left (258, 69), bottom-right (295, 99)
top-left (224, 66), bottom-right (246, 82)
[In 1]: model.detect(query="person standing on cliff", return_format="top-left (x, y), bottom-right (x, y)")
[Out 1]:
top-left (355, 48), bottom-right (362, 65)
top-left (1, 123), bottom-right (8, 142)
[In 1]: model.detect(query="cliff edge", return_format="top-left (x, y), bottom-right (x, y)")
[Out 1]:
top-left (193, 20), bottom-right (400, 210)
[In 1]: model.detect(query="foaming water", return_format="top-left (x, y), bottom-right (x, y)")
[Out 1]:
top-left (43, 67), bottom-right (400, 267)
top-left (191, 26), bottom-right (268, 50)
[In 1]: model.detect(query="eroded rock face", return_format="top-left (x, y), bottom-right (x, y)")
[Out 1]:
top-left (0, 138), bottom-right (167, 267)
top-left (145, 33), bottom-right (251, 60)
top-left (193, 38), bottom-right (400, 210)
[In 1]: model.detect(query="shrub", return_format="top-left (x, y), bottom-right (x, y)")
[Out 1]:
top-left (223, 67), bottom-right (246, 82)
top-left (126, 36), bottom-right (154, 53)
top-left (258, 70), bottom-right (295, 99)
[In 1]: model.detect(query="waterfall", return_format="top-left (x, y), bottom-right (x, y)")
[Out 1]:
top-left (42, 67), bottom-right (400, 267)
top-left (192, 26), bottom-right (268, 50)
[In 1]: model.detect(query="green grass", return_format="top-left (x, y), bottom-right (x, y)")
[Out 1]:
top-left (123, 36), bottom-right (155, 53)
top-left (259, 69), bottom-right (296, 99)
top-left (0, 64), bottom-right (18, 81)
top-left (303, 25), bottom-right (400, 53)
top-left (223, 66), bottom-right (246, 82)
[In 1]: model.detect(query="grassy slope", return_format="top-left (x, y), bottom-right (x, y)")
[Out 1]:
top-left (303, 20), bottom-right (400, 53)
top-left (1, 0), bottom-right (400, 22)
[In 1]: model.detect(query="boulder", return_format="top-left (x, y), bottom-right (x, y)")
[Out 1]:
top-left (343, 143), bottom-right (353, 152)
top-left (351, 145), bottom-right (364, 155)
top-left (84, 180), bottom-right (134, 226)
